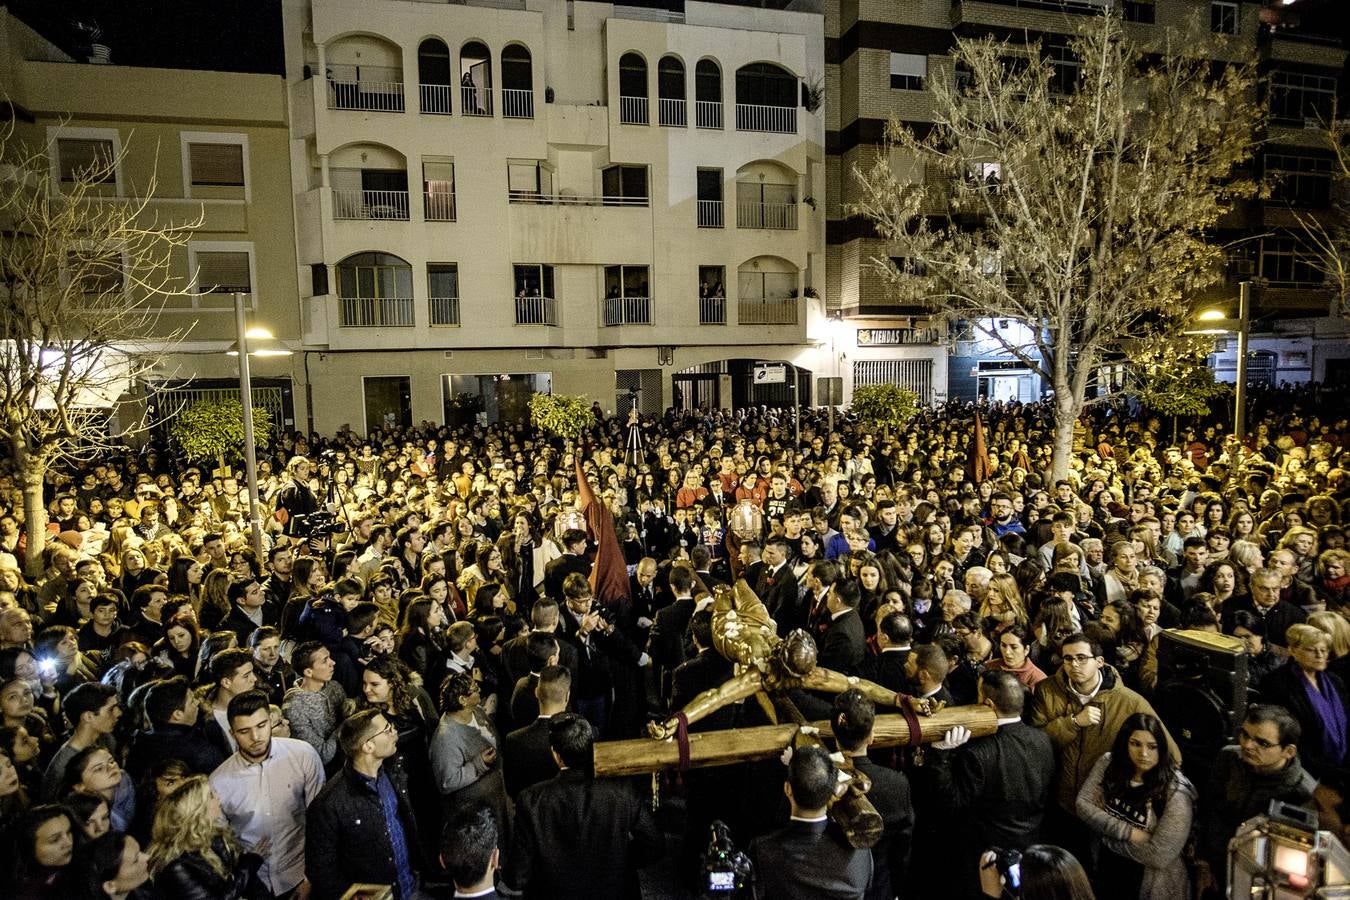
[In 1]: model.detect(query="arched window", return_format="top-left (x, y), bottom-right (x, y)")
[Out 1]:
top-left (336, 252), bottom-right (414, 327)
top-left (735, 63), bottom-right (797, 133)
top-left (737, 256), bottom-right (798, 325)
top-left (417, 38), bottom-right (452, 114)
top-left (460, 41), bottom-right (493, 116)
top-left (618, 52), bottom-right (648, 125)
top-left (695, 59), bottom-right (722, 128)
top-left (502, 44), bottom-right (534, 118)
top-left (657, 56), bottom-right (686, 127)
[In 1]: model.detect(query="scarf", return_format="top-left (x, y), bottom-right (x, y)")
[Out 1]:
top-left (1302, 669), bottom-right (1349, 766)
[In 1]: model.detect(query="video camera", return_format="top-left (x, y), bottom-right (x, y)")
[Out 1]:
top-left (291, 510), bottom-right (347, 539)
top-left (701, 820), bottom-right (752, 897)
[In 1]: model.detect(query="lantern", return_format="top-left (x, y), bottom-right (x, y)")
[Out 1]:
top-left (554, 507), bottom-right (587, 539)
top-left (728, 499), bottom-right (764, 541)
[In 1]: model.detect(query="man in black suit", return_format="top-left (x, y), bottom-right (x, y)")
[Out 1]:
top-left (625, 557), bottom-right (660, 641)
top-left (648, 564), bottom-right (698, 707)
top-left (921, 670), bottom-right (1056, 899)
top-left (831, 690), bottom-right (913, 900)
top-left (863, 611), bottom-right (912, 694)
top-left (670, 610), bottom-right (736, 728)
top-left (556, 573), bottom-right (645, 735)
top-left (906, 644), bottom-right (954, 707)
top-left (503, 599), bottom-right (579, 687)
top-left (801, 560), bottom-right (839, 639)
top-left (503, 665), bottom-right (570, 798)
top-left (755, 537), bottom-right (801, 628)
top-left (749, 744), bottom-right (872, 899)
top-left (738, 540), bottom-right (766, 593)
top-left (508, 633), bottom-right (559, 731)
top-left (1221, 567), bottom-right (1307, 647)
top-left (543, 529), bottom-right (590, 601)
top-left (818, 580), bottom-right (867, 676)
top-left (442, 806), bottom-right (501, 900)
top-left (506, 714), bottom-right (663, 899)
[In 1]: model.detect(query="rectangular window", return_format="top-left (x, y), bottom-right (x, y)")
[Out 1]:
top-left (603, 265), bottom-right (650, 325)
top-left (66, 249), bottom-right (124, 295)
top-left (1045, 40), bottom-right (1080, 94)
top-left (736, 180), bottom-right (797, 229)
top-left (1268, 70), bottom-right (1338, 125)
top-left (890, 53), bottom-right (926, 91)
top-left (697, 168), bottom-right (723, 228)
top-left (698, 265), bottom-right (726, 324)
top-left (1260, 237), bottom-right (1321, 286)
top-left (423, 160), bottom-right (456, 221)
top-left (188, 143), bottom-right (245, 187)
top-left (604, 265), bottom-right (649, 299)
top-left (194, 250), bottom-right (253, 293)
top-left (428, 263), bottom-right (460, 325)
top-left (602, 165), bottom-right (649, 206)
top-left (57, 137), bottom-right (115, 184)
top-left (1266, 152), bottom-right (1333, 207)
top-left (889, 256), bottom-right (927, 277)
top-left (507, 160), bottom-right (552, 200)
top-left (514, 264), bottom-right (555, 298)
top-left (1211, 1), bottom-right (1238, 34)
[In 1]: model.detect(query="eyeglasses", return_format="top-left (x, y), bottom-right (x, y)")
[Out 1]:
top-left (1237, 728), bottom-right (1279, 750)
top-left (1062, 654), bottom-right (1097, 665)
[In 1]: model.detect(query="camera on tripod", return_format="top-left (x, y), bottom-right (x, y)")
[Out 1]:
top-left (291, 510), bottom-right (346, 539)
top-left (701, 820), bottom-right (752, 897)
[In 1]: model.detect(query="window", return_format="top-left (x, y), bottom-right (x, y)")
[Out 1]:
top-left (188, 241), bottom-right (257, 309)
top-left (603, 265), bottom-right (651, 324)
top-left (1268, 70), bottom-right (1338, 125)
top-left (736, 180), bottom-right (797, 229)
top-left (1260, 237), bottom-right (1321, 286)
top-left (698, 264), bottom-right (726, 324)
top-left (697, 168), bottom-right (723, 228)
top-left (1266, 152), bottom-right (1333, 207)
top-left (182, 133), bottom-right (248, 199)
top-left (890, 53), bottom-right (926, 91)
top-left (423, 160), bottom-right (456, 221)
top-left (428, 263), bottom-right (460, 325)
top-left (1211, 1), bottom-right (1238, 34)
top-left (514, 264), bottom-right (556, 325)
top-left (336, 252), bottom-right (414, 327)
top-left (514, 264), bottom-right (555, 298)
top-left (602, 165), bottom-right (648, 206)
top-left (66, 249), bottom-right (124, 295)
top-left (507, 159), bottom-right (552, 200)
top-left (1045, 40), bottom-right (1080, 94)
top-left (889, 256), bottom-right (927, 277)
top-left (53, 131), bottom-right (118, 190)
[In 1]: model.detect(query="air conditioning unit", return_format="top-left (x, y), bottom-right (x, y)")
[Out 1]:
top-left (442, 351), bottom-right (453, 359)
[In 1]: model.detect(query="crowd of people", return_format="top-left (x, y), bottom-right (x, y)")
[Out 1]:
top-left (0, 384), bottom-right (1345, 899)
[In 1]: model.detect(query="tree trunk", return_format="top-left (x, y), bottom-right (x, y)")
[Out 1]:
top-left (1050, 398), bottom-right (1078, 483)
top-left (20, 463), bottom-right (47, 579)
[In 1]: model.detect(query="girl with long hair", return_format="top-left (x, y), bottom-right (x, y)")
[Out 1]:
top-left (152, 617), bottom-right (200, 682)
top-left (197, 569), bottom-right (232, 634)
top-left (60, 747), bottom-right (135, 834)
top-left (165, 559), bottom-right (203, 610)
top-left (148, 775), bottom-right (262, 900)
top-left (1075, 713), bottom-right (1195, 899)
top-left (12, 804), bottom-right (78, 900)
top-left (398, 597), bottom-right (448, 683)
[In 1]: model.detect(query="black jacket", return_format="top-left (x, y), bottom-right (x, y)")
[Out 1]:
top-left (502, 716), bottom-right (558, 798)
top-left (648, 596), bottom-right (696, 678)
top-left (1220, 595), bottom-right (1307, 646)
top-left (818, 609), bottom-right (867, 676)
top-left (125, 723), bottom-right (226, 780)
top-left (502, 630), bottom-right (579, 687)
top-left (1261, 661), bottom-right (1350, 787)
top-left (671, 648), bottom-right (736, 730)
top-left (862, 649), bottom-right (911, 695)
top-left (154, 843), bottom-right (264, 900)
top-left (749, 818), bottom-right (872, 900)
top-left (543, 553), bottom-right (591, 602)
top-left (852, 756), bottom-right (913, 900)
top-left (508, 769), bottom-right (663, 899)
top-left (755, 563), bottom-right (802, 628)
top-left (304, 763), bottom-right (422, 900)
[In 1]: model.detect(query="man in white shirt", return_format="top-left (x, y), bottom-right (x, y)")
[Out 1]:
top-left (211, 690), bottom-right (325, 898)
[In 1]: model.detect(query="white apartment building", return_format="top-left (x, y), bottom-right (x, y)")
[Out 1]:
top-left (281, 0), bottom-right (827, 432)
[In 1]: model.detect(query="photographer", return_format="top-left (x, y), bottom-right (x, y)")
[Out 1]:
top-left (275, 456), bottom-right (320, 537)
top-left (978, 845), bottom-right (1095, 900)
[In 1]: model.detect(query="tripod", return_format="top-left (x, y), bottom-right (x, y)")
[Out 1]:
top-left (625, 404), bottom-right (644, 467)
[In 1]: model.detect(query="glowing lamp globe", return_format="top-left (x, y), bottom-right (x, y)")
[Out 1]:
top-left (729, 500), bottom-right (764, 541)
top-left (554, 507), bottom-right (587, 538)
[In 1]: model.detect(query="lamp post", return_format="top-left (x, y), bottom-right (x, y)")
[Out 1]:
top-left (1190, 280), bottom-right (1252, 440)
top-left (229, 292), bottom-right (291, 558)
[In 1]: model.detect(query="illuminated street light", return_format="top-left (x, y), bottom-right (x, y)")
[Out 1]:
top-left (1185, 281), bottom-right (1251, 437)
top-left (229, 293), bottom-right (292, 557)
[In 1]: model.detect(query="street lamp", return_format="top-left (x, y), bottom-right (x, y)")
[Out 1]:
top-left (227, 292), bottom-right (292, 558)
top-left (1187, 281), bottom-right (1252, 438)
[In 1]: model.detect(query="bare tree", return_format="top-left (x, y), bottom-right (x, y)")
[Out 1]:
top-left (0, 130), bottom-right (197, 574)
top-left (1294, 112), bottom-right (1350, 319)
top-left (852, 12), bottom-right (1262, 480)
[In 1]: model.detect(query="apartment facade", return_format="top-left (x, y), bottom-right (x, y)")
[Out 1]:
top-left (825, 0), bottom-right (1348, 403)
top-left (281, 0), bottom-right (828, 432)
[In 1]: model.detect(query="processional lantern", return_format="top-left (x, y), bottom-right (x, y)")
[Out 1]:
top-left (554, 507), bottom-right (587, 539)
top-left (1229, 801), bottom-right (1350, 899)
top-left (728, 499), bottom-right (763, 541)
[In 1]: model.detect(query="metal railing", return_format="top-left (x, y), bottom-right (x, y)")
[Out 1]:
top-left (461, 85), bottom-right (493, 116)
top-left (424, 190), bottom-right (456, 221)
top-left (332, 189), bottom-right (410, 220)
top-left (735, 102), bottom-right (796, 134)
top-left (659, 97), bottom-right (687, 127)
top-left (508, 190), bottom-right (647, 207)
top-left (737, 201), bottom-right (797, 230)
top-left (429, 296), bottom-right (461, 325)
top-left (603, 296), bottom-right (651, 326)
top-left (620, 96), bottom-right (649, 125)
top-left (339, 296), bottom-right (414, 327)
top-left (697, 200), bottom-right (724, 228)
top-left (699, 295), bottom-right (726, 325)
top-left (514, 295), bottom-right (558, 325)
top-left (327, 79), bottom-right (405, 112)
top-left (419, 83), bottom-right (453, 115)
top-left (738, 297), bottom-right (797, 325)
top-left (502, 88), bottom-right (534, 119)
top-left (696, 100), bottom-right (723, 129)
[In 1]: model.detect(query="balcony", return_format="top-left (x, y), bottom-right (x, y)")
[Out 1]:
top-left (327, 77), bottom-right (405, 113)
top-left (738, 297), bottom-right (797, 325)
top-left (699, 295), bottom-right (726, 325)
top-left (429, 296), bottom-right (461, 325)
top-left (735, 103), bottom-right (795, 134)
top-left (697, 200), bottom-right (723, 228)
top-left (659, 98), bottom-right (687, 127)
top-left (340, 296), bottom-right (414, 327)
top-left (515, 295), bottom-right (558, 325)
top-left (461, 85), bottom-right (493, 117)
top-left (424, 190), bottom-right (456, 222)
top-left (620, 96), bottom-right (649, 125)
top-left (419, 84), bottom-right (453, 115)
top-left (696, 100), bottom-right (723, 129)
top-left (737, 201), bottom-right (797, 230)
top-left (503, 88), bottom-right (535, 119)
top-left (332, 189), bottom-right (410, 221)
top-left (508, 190), bottom-right (647, 208)
top-left (603, 296), bottom-right (651, 326)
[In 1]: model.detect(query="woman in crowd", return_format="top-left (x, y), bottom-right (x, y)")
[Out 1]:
top-left (1317, 548), bottom-right (1350, 610)
top-left (12, 804), bottom-right (78, 900)
top-left (66, 830), bottom-right (151, 900)
top-left (1199, 559), bottom-right (1245, 614)
top-left (398, 597), bottom-right (447, 684)
top-left (148, 775), bottom-right (264, 900)
top-left (152, 617), bottom-right (200, 682)
top-left (61, 747), bottom-right (136, 834)
top-left (981, 573), bottom-right (1029, 634)
top-left (429, 671), bottom-right (507, 834)
top-left (1076, 712), bottom-right (1195, 899)
top-left (1230, 610), bottom-right (1281, 694)
top-left (984, 623), bottom-right (1047, 691)
top-left (65, 792), bottom-right (112, 841)
top-left (165, 559), bottom-right (203, 611)
top-left (0, 746), bottom-right (31, 839)
top-left (1263, 624), bottom-right (1350, 784)
top-left (196, 569), bottom-right (232, 633)
top-left (1, 723), bottom-right (45, 795)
